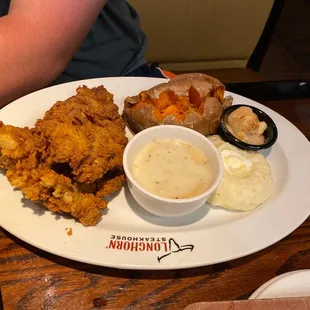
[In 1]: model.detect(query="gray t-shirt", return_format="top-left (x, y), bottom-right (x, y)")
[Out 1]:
top-left (0, 0), bottom-right (147, 84)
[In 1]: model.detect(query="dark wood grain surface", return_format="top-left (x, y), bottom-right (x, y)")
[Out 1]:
top-left (1, 98), bottom-right (310, 310)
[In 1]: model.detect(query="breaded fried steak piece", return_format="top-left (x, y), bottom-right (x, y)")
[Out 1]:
top-left (0, 86), bottom-right (128, 226)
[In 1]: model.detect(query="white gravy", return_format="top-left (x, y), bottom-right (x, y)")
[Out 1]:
top-left (132, 138), bottom-right (213, 199)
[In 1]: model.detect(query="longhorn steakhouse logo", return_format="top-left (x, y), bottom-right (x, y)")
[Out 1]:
top-left (106, 235), bottom-right (194, 263)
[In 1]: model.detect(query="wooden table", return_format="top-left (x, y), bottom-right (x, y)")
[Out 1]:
top-left (1, 98), bottom-right (310, 310)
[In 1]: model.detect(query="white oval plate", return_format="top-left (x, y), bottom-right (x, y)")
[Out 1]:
top-left (250, 270), bottom-right (310, 299)
top-left (1, 77), bottom-right (310, 270)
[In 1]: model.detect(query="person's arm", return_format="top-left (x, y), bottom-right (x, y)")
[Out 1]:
top-left (0, 0), bottom-right (107, 108)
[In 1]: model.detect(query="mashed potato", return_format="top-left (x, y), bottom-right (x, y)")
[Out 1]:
top-left (208, 135), bottom-right (273, 211)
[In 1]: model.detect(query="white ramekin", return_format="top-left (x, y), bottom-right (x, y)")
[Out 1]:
top-left (123, 125), bottom-right (223, 217)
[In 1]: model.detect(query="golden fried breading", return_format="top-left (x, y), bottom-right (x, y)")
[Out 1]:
top-left (72, 123), bottom-right (126, 183)
top-left (0, 86), bottom-right (127, 226)
top-left (98, 118), bottom-right (128, 145)
top-left (42, 86), bottom-right (120, 125)
top-left (34, 86), bottom-right (128, 183)
top-left (7, 167), bottom-right (72, 202)
top-left (96, 172), bottom-right (126, 198)
top-left (7, 164), bottom-right (107, 226)
top-left (35, 120), bottom-right (126, 183)
top-left (0, 123), bottom-right (38, 169)
top-left (46, 193), bottom-right (107, 226)
top-left (34, 119), bottom-right (91, 169)
top-left (73, 170), bottom-right (125, 198)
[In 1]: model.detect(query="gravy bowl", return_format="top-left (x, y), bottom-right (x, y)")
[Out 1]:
top-left (123, 125), bottom-right (223, 217)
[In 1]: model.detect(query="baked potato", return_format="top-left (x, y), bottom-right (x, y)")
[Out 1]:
top-left (122, 73), bottom-right (233, 135)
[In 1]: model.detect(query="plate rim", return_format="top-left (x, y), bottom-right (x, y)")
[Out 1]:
top-left (249, 269), bottom-right (310, 299)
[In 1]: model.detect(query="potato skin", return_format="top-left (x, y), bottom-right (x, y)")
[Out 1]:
top-left (122, 73), bottom-right (232, 136)
top-left (123, 101), bottom-right (159, 134)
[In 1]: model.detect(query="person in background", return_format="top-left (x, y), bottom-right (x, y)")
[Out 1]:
top-left (0, 0), bottom-right (167, 109)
